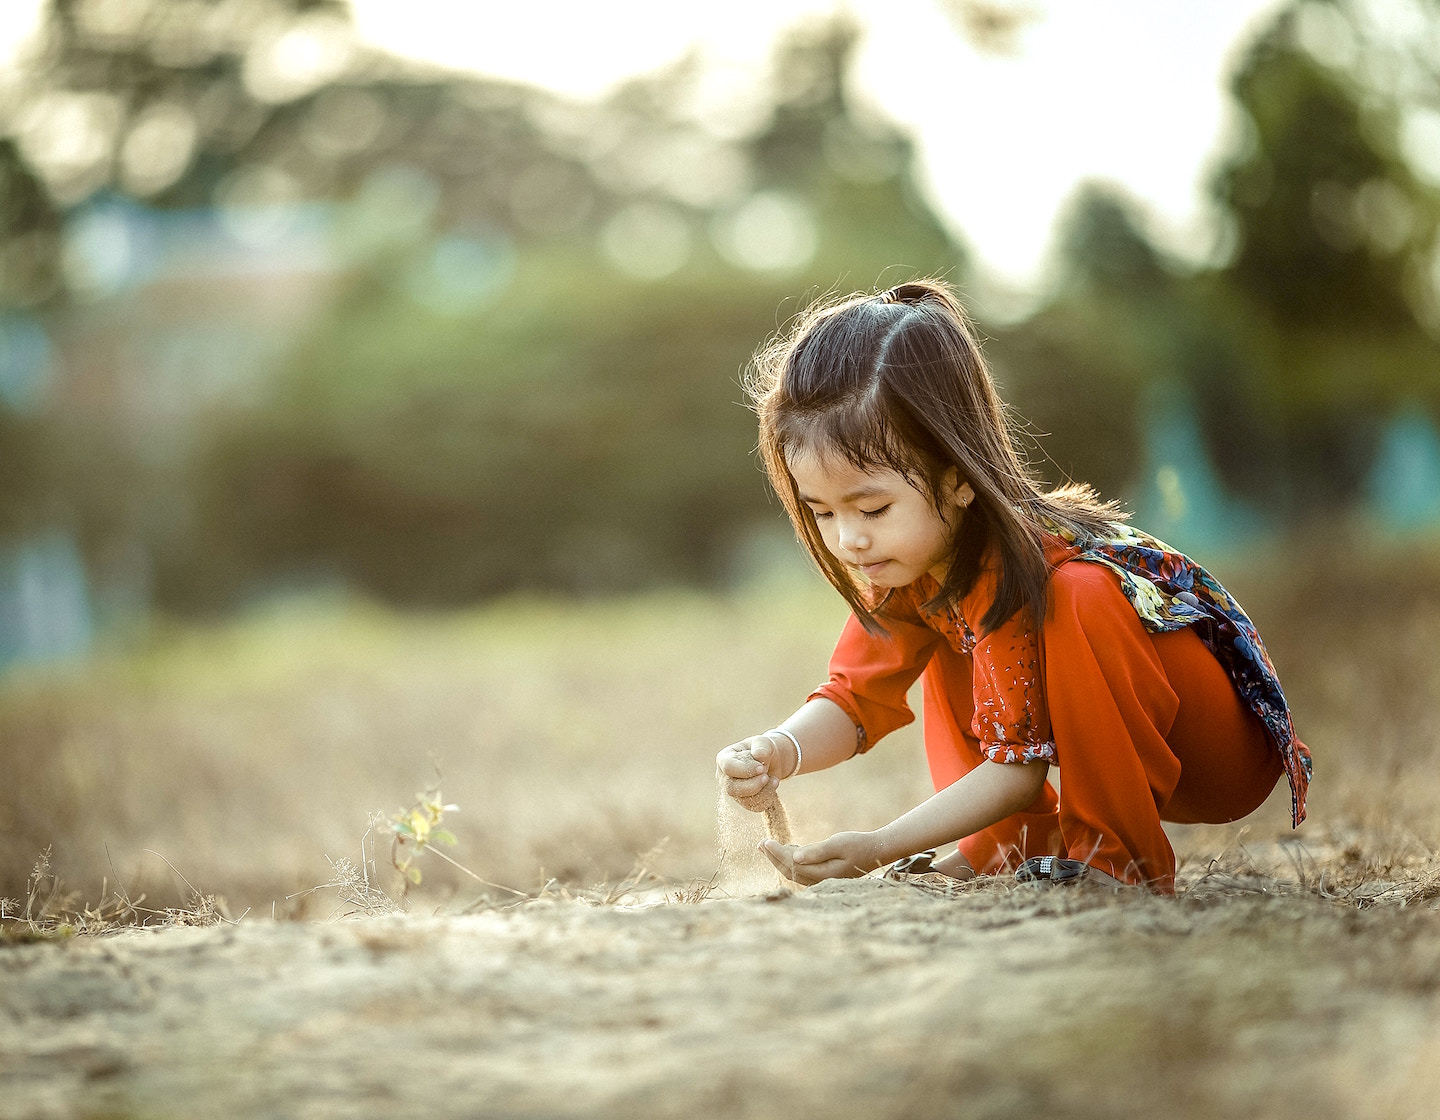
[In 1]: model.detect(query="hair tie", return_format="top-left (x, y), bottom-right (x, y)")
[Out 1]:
top-left (879, 282), bottom-right (928, 306)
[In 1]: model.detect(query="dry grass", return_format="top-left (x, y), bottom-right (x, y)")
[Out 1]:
top-left (0, 845), bottom-right (234, 942)
top-left (0, 577), bottom-right (866, 914)
top-left (1, 526), bottom-right (1439, 917)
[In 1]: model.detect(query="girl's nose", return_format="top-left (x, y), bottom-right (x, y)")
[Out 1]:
top-left (837, 521), bottom-right (870, 554)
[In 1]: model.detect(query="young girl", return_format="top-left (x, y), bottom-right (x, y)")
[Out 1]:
top-left (716, 279), bottom-right (1311, 893)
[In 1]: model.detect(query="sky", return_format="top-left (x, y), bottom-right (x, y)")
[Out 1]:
top-left (2, 0), bottom-right (1289, 295)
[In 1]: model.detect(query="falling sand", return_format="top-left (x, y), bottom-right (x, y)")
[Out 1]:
top-left (716, 749), bottom-right (796, 888)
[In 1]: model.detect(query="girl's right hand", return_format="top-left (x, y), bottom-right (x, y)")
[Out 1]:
top-left (716, 734), bottom-right (793, 811)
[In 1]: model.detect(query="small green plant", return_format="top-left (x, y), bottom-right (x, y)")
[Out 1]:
top-left (310, 780), bottom-right (717, 916)
top-left (389, 788), bottom-right (460, 888)
top-left (384, 785), bottom-right (528, 905)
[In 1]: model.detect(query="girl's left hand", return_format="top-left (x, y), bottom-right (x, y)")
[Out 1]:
top-left (759, 832), bottom-right (884, 885)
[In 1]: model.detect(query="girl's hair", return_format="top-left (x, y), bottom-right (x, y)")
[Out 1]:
top-left (747, 278), bottom-right (1124, 635)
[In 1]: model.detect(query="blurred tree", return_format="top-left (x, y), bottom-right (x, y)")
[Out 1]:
top-left (993, 0), bottom-right (1440, 521)
top-left (1222, 33), bottom-right (1412, 329)
top-left (0, 139), bottom-right (61, 307)
top-left (17, 0), bottom-right (1436, 612)
top-left (1204, 0), bottom-right (1440, 510)
top-left (0, 6), bottom-right (961, 610)
top-left (1, 0), bottom-right (385, 601)
top-left (186, 17), bottom-right (964, 607)
top-left (935, 0), bottom-right (1043, 56)
top-left (2, 0), bottom-right (634, 265)
top-left (0, 140), bottom-right (64, 537)
top-left (0, 2), bottom-right (951, 608)
top-left (984, 186), bottom-right (1163, 497)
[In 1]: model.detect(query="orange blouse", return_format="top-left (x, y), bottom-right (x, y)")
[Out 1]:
top-left (810, 538), bottom-right (1071, 767)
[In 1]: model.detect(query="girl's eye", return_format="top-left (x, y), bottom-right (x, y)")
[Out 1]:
top-left (861, 505), bottom-right (891, 519)
top-left (810, 509), bottom-right (832, 521)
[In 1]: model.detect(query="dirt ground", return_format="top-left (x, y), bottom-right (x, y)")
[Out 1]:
top-left (4, 871), bottom-right (1440, 1120)
top-left (4, 536), bottom-right (1440, 1119)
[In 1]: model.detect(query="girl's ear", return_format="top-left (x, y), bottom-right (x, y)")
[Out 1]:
top-left (940, 468), bottom-right (975, 511)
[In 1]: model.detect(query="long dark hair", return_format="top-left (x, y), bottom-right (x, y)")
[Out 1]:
top-left (748, 278), bottom-right (1123, 634)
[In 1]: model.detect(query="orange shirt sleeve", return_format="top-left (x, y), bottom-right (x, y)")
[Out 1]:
top-left (808, 589), bottom-right (942, 754)
top-left (968, 604), bottom-right (1055, 765)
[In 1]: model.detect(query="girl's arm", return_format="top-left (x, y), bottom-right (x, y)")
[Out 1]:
top-left (716, 697), bottom-right (859, 807)
top-left (721, 592), bottom-right (940, 809)
top-left (761, 760), bottom-right (1050, 883)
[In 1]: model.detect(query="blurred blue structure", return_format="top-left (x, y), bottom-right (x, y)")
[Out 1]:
top-left (1366, 407), bottom-right (1440, 532)
top-left (403, 230), bottom-right (516, 316)
top-left (0, 533), bottom-right (94, 671)
top-left (63, 194), bottom-right (336, 296)
top-left (0, 312), bottom-right (55, 414)
top-left (1132, 384), bottom-right (1266, 554)
top-left (0, 195), bottom-right (348, 667)
top-left (53, 195), bottom-right (345, 470)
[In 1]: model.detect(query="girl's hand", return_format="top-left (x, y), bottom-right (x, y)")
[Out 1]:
top-left (715, 735), bottom-right (794, 811)
top-left (759, 832), bottom-right (884, 885)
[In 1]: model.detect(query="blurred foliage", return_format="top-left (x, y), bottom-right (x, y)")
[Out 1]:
top-left (182, 20), bottom-right (960, 606)
top-left (989, 0), bottom-right (1440, 516)
top-left (1, 0), bottom-right (1438, 613)
top-left (0, 2), bottom-right (961, 608)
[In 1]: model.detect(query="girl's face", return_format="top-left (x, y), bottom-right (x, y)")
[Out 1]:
top-left (788, 449), bottom-right (974, 588)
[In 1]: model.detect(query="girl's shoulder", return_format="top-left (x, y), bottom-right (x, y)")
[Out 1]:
top-left (1040, 517), bottom-right (1172, 571)
top-left (1050, 520), bottom-right (1199, 583)
top-left (1045, 518), bottom-right (1238, 627)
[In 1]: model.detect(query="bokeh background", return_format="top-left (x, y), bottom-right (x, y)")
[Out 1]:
top-left (1, 0), bottom-right (1438, 913)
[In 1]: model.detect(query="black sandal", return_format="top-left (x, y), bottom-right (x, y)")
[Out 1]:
top-left (886, 850), bottom-right (937, 876)
top-left (1015, 855), bottom-right (1091, 883)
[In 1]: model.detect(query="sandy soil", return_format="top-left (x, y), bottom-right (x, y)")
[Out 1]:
top-left (4, 876), bottom-right (1440, 1120)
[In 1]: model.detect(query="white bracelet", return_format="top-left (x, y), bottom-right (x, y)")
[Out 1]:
top-left (766, 727), bottom-right (803, 779)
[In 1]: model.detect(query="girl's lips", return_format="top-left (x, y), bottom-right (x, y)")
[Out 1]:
top-left (857, 560), bottom-right (890, 575)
